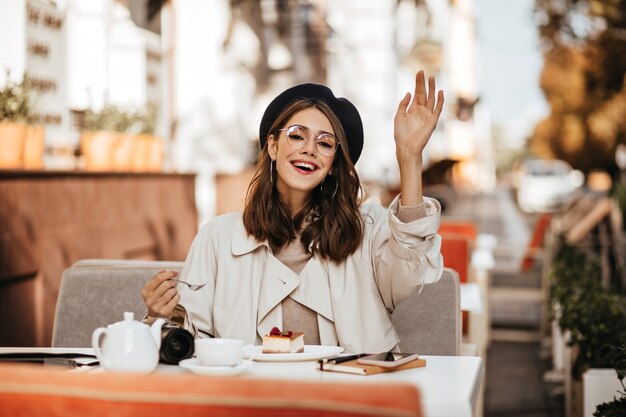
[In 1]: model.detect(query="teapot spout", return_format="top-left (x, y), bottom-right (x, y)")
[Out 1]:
top-left (150, 318), bottom-right (166, 350)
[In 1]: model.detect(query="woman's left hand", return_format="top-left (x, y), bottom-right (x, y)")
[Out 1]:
top-left (394, 70), bottom-right (444, 161)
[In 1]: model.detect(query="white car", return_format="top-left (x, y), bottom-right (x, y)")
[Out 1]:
top-left (514, 159), bottom-right (584, 213)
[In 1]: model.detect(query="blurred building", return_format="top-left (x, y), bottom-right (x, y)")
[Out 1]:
top-left (0, 0), bottom-right (170, 169)
top-left (444, 0), bottom-right (495, 192)
top-left (0, 0), bottom-right (71, 156)
top-left (0, 0), bottom-right (496, 225)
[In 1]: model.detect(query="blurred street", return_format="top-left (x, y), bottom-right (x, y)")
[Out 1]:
top-left (446, 183), bottom-right (564, 417)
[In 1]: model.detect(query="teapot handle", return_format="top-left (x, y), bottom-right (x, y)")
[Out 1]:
top-left (91, 327), bottom-right (108, 368)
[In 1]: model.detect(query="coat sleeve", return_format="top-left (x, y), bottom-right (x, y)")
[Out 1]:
top-left (177, 221), bottom-right (219, 338)
top-left (368, 194), bottom-right (443, 311)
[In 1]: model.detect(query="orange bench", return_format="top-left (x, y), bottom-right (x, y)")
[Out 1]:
top-left (0, 363), bottom-right (423, 417)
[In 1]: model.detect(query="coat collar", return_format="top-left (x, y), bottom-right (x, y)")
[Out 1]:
top-left (231, 210), bottom-right (322, 256)
top-left (231, 216), bottom-right (268, 255)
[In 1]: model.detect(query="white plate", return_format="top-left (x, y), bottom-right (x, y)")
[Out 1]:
top-left (243, 345), bottom-right (343, 362)
top-left (179, 358), bottom-right (252, 377)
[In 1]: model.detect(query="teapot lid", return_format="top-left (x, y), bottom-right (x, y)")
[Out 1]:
top-left (109, 311), bottom-right (146, 330)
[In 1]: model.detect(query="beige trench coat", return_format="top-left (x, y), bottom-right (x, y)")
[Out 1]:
top-left (178, 195), bottom-right (443, 354)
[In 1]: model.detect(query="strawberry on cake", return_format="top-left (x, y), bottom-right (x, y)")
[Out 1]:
top-left (262, 327), bottom-right (305, 353)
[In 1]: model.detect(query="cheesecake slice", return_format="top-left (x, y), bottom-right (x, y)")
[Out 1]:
top-left (262, 327), bottom-right (305, 353)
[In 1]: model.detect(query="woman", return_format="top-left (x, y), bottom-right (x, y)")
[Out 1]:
top-left (142, 71), bottom-right (445, 353)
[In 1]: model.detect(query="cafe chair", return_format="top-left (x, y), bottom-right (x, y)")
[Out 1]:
top-left (53, 260), bottom-right (460, 356)
top-left (391, 268), bottom-right (461, 356)
top-left (52, 259), bottom-right (183, 347)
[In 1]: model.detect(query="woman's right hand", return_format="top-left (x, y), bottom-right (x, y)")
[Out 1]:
top-left (141, 270), bottom-right (181, 319)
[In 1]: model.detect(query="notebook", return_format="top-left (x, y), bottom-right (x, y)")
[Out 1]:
top-left (317, 357), bottom-right (426, 375)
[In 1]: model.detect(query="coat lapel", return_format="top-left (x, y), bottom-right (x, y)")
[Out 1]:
top-left (289, 259), bottom-right (334, 322)
top-left (256, 255), bottom-right (299, 332)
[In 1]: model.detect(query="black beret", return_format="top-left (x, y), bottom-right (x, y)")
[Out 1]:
top-left (259, 83), bottom-right (364, 165)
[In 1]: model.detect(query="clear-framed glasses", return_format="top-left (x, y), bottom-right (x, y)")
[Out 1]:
top-left (277, 124), bottom-right (339, 157)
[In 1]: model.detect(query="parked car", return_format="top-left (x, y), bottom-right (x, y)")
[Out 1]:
top-left (513, 159), bottom-right (584, 213)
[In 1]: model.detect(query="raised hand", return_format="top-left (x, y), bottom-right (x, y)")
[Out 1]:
top-left (394, 71), bottom-right (444, 161)
top-left (393, 71), bottom-right (444, 206)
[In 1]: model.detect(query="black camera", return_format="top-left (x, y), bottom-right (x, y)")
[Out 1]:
top-left (159, 324), bottom-right (194, 364)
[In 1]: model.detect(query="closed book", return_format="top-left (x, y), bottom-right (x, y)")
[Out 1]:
top-left (317, 357), bottom-right (426, 375)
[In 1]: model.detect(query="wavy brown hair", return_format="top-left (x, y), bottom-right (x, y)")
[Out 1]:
top-left (243, 99), bottom-right (364, 262)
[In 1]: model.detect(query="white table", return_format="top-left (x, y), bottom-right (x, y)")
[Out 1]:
top-left (235, 355), bottom-right (484, 417)
top-left (0, 348), bottom-right (484, 417)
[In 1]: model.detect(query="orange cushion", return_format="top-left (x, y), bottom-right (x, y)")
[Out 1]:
top-left (440, 233), bottom-right (472, 335)
top-left (440, 233), bottom-right (471, 283)
top-left (439, 221), bottom-right (477, 243)
top-left (0, 363), bottom-right (423, 417)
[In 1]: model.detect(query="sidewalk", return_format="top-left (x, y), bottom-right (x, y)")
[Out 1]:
top-left (444, 187), bottom-right (564, 417)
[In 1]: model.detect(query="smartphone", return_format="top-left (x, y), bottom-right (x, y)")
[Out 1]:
top-left (357, 352), bottom-right (420, 368)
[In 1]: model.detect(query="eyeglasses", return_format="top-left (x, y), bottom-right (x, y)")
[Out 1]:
top-left (277, 124), bottom-right (339, 157)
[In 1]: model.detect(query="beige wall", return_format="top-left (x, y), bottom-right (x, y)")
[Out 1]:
top-left (0, 172), bottom-right (197, 346)
top-left (215, 168), bottom-right (255, 215)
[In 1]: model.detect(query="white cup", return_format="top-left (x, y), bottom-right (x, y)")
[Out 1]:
top-left (195, 338), bottom-right (244, 366)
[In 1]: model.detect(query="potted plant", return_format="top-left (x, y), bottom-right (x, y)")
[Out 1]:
top-left (0, 72), bottom-right (32, 168)
top-left (81, 104), bottom-right (136, 171)
top-left (549, 238), bottom-right (626, 416)
top-left (81, 104), bottom-right (163, 172)
top-left (131, 104), bottom-right (163, 172)
top-left (592, 345), bottom-right (626, 416)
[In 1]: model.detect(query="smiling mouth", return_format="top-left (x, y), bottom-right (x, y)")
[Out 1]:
top-left (291, 161), bottom-right (319, 172)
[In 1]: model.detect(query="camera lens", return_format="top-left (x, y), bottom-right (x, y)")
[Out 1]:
top-left (168, 334), bottom-right (190, 356)
top-left (160, 326), bottom-right (194, 364)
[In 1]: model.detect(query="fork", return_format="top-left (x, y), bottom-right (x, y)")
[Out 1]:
top-left (170, 279), bottom-right (207, 291)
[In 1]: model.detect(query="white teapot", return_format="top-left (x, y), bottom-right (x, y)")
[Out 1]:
top-left (92, 312), bottom-right (165, 373)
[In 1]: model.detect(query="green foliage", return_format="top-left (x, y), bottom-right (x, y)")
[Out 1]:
top-left (594, 396), bottom-right (626, 417)
top-left (83, 104), bottom-right (156, 134)
top-left (0, 71), bottom-right (32, 123)
top-left (549, 238), bottom-right (626, 378)
top-left (607, 345), bottom-right (626, 383)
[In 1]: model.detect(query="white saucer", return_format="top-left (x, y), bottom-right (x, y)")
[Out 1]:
top-left (179, 358), bottom-right (252, 377)
top-left (243, 345), bottom-right (343, 362)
